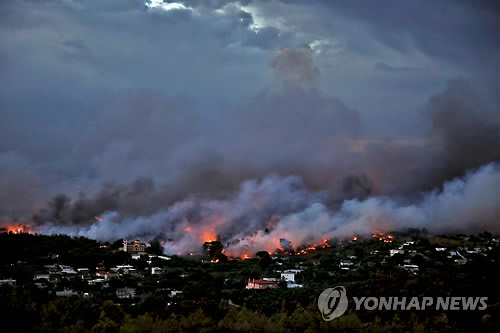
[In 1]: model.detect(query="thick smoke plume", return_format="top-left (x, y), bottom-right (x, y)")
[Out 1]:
top-left (1, 47), bottom-right (499, 255)
top-left (38, 163), bottom-right (499, 256)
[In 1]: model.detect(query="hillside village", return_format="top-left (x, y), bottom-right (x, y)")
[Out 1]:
top-left (0, 230), bottom-right (498, 331)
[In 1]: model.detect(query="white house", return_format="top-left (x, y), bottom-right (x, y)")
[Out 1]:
top-left (56, 289), bottom-right (78, 297)
top-left (0, 279), bottom-right (16, 286)
top-left (340, 260), bottom-right (353, 270)
top-left (281, 272), bottom-right (295, 283)
top-left (34, 274), bottom-right (50, 281)
top-left (402, 264), bottom-right (419, 273)
top-left (170, 290), bottom-right (183, 297)
top-left (287, 283), bottom-right (303, 288)
top-left (390, 249), bottom-right (404, 257)
top-left (59, 265), bottom-right (77, 274)
top-left (151, 267), bottom-right (163, 275)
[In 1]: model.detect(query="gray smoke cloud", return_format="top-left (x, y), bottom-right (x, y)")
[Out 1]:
top-left (38, 163), bottom-right (499, 256)
top-left (2, 46), bottom-right (498, 255)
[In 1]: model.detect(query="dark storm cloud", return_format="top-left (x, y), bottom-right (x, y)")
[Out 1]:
top-left (315, 0), bottom-right (499, 68)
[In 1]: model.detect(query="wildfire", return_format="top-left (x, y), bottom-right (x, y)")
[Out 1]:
top-left (283, 238), bottom-right (332, 256)
top-left (93, 216), bottom-right (103, 222)
top-left (242, 254), bottom-right (251, 260)
top-left (372, 232), bottom-right (393, 243)
top-left (210, 259), bottom-right (220, 263)
top-left (201, 230), bottom-right (216, 243)
top-left (353, 236), bottom-right (358, 241)
top-left (265, 215), bottom-right (281, 229)
top-left (5, 224), bottom-right (31, 234)
top-left (184, 227), bottom-right (191, 232)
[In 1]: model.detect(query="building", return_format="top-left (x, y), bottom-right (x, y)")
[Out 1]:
top-left (246, 279), bottom-right (278, 289)
top-left (281, 271), bottom-right (298, 283)
top-left (59, 265), bottom-right (77, 274)
top-left (151, 267), bottom-right (163, 275)
top-left (340, 260), bottom-right (353, 270)
top-left (0, 279), bottom-right (16, 286)
top-left (116, 288), bottom-right (136, 299)
top-left (403, 264), bottom-right (419, 273)
top-left (56, 289), bottom-right (78, 297)
top-left (122, 239), bottom-right (148, 255)
top-left (390, 249), bottom-right (404, 257)
top-left (286, 283), bottom-right (303, 288)
top-left (170, 290), bottom-right (183, 297)
top-left (33, 273), bottom-right (50, 281)
top-left (104, 273), bottom-right (119, 280)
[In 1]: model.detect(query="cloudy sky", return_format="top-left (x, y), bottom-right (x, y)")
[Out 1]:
top-left (0, 0), bottom-right (498, 223)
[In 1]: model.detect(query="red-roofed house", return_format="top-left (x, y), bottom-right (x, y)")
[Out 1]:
top-left (246, 279), bottom-right (278, 289)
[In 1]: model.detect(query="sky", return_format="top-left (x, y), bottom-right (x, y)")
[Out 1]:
top-left (0, 0), bottom-right (498, 248)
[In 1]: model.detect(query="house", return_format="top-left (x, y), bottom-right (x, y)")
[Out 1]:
top-left (246, 279), bottom-right (278, 289)
top-left (287, 283), bottom-right (303, 288)
top-left (402, 264), bottom-right (419, 273)
top-left (390, 249), bottom-right (404, 257)
top-left (44, 264), bottom-right (59, 273)
top-left (170, 290), bottom-right (183, 297)
top-left (116, 288), bottom-right (136, 299)
top-left (104, 273), bottom-right (119, 280)
top-left (88, 278), bottom-right (105, 286)
top-left (56, 289), bottom-right (78, 297)
top-left (34, 282), bottom-right (48, 289)
top-left (281, 272), bottom-right (296, 283)
top-left (340, 260), bottom-right (353, 270)
top-left (0, 279), bottom-right (16, 286)
top-left (151, 267), bottom-right (163, 275)
top-left (122, 239), bottom-right (149, 255)
top-left (114, 265), bottom-right (136, 274)
top-left (59, 265), bottom-right (77, 274)
top-left (96, 271), bottom-right (106, 278)
top-left (281, 269), bottom-right (302, 283)
top-left (34, 273), bottom-right (50, 281)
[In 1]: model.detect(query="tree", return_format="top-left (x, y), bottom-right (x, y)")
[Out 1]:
top-left (203, 241), bottom-right (226, 261)
top-left (146, 241), bottom-right (164, 256)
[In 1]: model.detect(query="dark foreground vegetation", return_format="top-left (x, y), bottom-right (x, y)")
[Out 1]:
top-left (0, 231), bottom-right (498, 332)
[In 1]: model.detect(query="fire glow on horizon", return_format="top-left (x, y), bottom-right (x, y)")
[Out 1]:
top-left (4, 224), bottom-right (32, 234)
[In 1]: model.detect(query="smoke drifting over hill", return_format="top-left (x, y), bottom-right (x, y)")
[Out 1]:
top-left (9, 48), bottom-right (498, 255)
top-left (0, 1), bottom-right (498, 255)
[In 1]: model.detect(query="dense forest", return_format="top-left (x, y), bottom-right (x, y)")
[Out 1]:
top-left (0, 232), bottom-right (498, 332)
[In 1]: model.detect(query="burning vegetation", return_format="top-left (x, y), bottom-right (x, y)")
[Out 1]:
top-left (2, 224), bottom-right (32, 234)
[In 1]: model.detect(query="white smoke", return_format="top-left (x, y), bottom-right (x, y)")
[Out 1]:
top-left (39, 163), bottom-right (499, 255)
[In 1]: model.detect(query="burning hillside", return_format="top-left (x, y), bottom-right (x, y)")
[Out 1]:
top-left (6, 162), bottom-right (494, 258)
top-left (1, 224), bottom-right (32, 234)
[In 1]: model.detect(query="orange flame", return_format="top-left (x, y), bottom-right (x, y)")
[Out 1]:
top-left (184, 227), bottom-right (191, 232)
top-left (201, 230), bottom-right (216, 243)
top-left (5, 224), bottom-right (31, 234)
